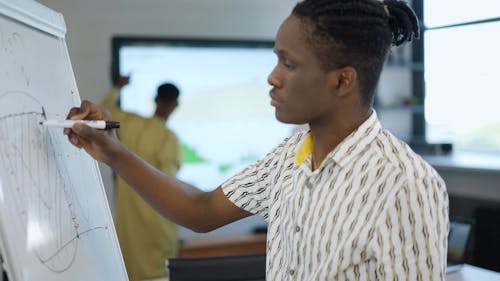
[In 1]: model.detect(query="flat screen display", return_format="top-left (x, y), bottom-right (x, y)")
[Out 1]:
top-left (113, 38), bottom-right (297, 191)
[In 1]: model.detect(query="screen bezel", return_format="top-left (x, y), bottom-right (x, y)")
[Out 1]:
top-left (111, 36), bottom-right (275, 88)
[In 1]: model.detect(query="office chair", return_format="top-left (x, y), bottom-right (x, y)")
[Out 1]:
top-left (167, 254), bottom-right (266, 281)
top-left (474, 207), bottom-right (500, 272)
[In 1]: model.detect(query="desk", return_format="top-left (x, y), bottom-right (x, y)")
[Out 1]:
top-left (179, 233), bottom-right (266, 258)
top-left (447, 264), bottom-right (500, 281)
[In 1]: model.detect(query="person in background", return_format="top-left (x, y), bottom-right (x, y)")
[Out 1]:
top-left (100, 76), bottom-right (182, 281)
top-left (66, 0), bottom-right (449, 280)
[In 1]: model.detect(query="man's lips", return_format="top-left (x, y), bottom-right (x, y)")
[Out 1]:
top-left (269, 91), bottom-right (280, 106)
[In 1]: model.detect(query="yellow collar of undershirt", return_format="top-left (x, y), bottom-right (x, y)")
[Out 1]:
top-left (294, 133), bottom-right (314, 165)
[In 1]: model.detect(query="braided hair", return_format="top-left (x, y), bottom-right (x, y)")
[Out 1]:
top-left (292, 0), bottom-right (419, 107)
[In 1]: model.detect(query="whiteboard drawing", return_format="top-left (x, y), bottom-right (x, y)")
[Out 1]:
top-left (0, 1), bottom-right (128, 280)
top-left (2, 31), bottom-right (30, 86)
top-left (0, 91), bottom-right (108, 273)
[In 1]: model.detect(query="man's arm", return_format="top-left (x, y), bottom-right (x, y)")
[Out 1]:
top-left (377, 177), bottom-right (448, 280)
top-left (100, 87), bottom-right (121, 110)
top-left (64, 100), bottom-right (252, 232)
top-left (100, 75), bottom-right (130, 121)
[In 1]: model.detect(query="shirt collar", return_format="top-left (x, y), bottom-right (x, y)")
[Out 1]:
top-left (294, 132), bottom-right (314, 166)
top-left (294, 110), bottom-right (381, 168)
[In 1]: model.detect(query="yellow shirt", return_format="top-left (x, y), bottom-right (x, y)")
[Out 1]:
top-left (101, 88), bottom-right (181, 281)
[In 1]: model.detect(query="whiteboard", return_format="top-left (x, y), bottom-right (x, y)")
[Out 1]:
top-left (0, 0), bottom-right (128, 280)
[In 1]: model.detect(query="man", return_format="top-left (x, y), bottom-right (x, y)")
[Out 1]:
top-left (101, 77), bottom-right (182, 281)
top-left (66, 0), bottom-right (449, 280)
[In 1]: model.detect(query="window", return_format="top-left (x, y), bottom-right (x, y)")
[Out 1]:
top-left (424, 0), bottom-right (500, 28)
top-left (423, 1), bottom-right (500, 153)
top-left (112, 37), bottom-right (295, 191)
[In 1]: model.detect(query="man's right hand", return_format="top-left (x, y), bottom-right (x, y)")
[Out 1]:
top-left (64, 100), bottom-right (123, 164)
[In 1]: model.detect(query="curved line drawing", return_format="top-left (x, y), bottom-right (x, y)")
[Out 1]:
top-left (1, 30), bottom-right (30, 86)
top-left (0, 91), bottom-right (108, 273)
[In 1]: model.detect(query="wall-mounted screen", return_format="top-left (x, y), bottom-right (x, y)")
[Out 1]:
top-left (112, 37), bottom-right (297, 191)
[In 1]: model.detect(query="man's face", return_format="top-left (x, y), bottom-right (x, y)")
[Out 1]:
top-left (268, 15), bottom-right (336, 125)
top-left (156, 99), bottom-right (177, 119)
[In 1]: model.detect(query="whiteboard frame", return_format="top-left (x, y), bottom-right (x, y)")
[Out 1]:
top-left (0, 0), bottom-right (66, 38)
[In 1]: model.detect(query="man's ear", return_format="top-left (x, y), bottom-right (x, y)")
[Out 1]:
top-left (330, 66), bottom-right (357, 97)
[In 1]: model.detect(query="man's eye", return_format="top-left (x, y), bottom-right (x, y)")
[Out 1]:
top-left (283, 60), bottom-right (294, 69)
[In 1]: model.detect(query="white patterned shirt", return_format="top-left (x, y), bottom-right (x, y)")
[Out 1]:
top-left (222, 111), bottom-right (449, 281)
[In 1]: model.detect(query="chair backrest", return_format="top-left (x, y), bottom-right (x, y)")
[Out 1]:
top-left (167, 254), bottom-right (266, 281)
top-left (448, 218), bottom-right (473, 264)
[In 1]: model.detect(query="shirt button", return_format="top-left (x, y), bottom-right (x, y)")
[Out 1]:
top-left (295, 226), bottom-right (301, 232)
top-left (289, 269), bottom-right (295, 275)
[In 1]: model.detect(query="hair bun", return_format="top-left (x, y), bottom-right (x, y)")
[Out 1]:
top-left (383, 0), bottom-right (420, 46)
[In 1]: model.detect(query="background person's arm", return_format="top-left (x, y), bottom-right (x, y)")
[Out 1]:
top-left (99, 75), bottom-right (131, 123)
